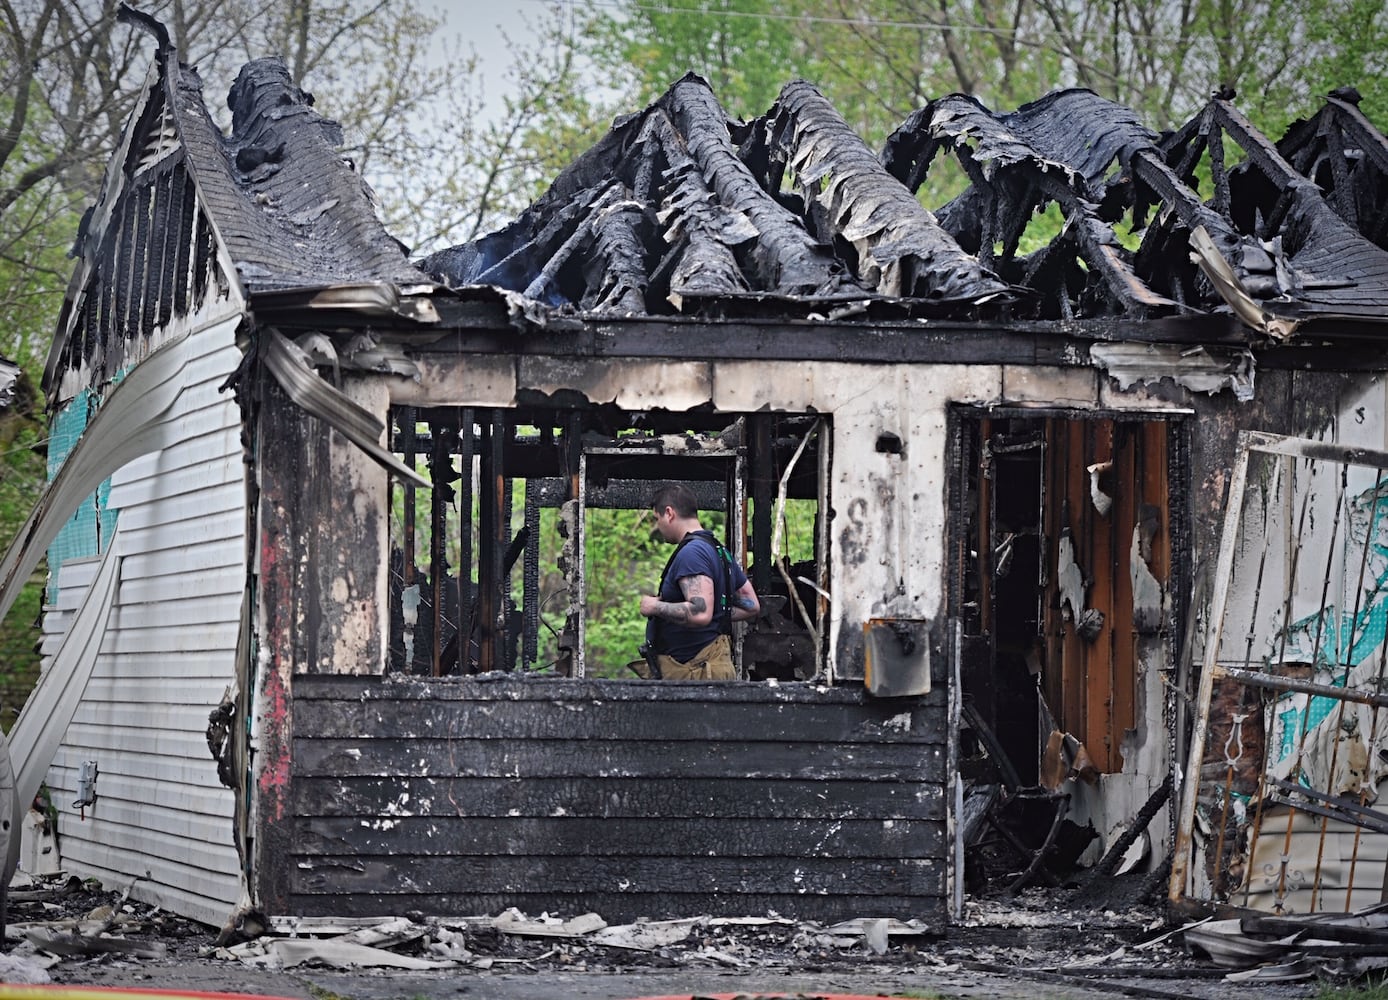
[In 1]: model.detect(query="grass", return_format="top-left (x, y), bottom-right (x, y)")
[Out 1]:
top-left (1318, 979), bottom-right (1388, 999)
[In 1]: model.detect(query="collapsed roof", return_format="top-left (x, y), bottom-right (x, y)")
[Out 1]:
top-left (422, 75), bottom-right (1388, 338)
top-left (42, 20), bottom-right (1388, 403)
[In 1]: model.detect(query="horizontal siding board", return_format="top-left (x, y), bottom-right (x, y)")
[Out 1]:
top-left (293, 856), bottom-right (946, 897)
top-left (59, 841), bottom-right (239, 910)
top-left (58, 815), bottom-right (238, 872)
top-left (44, 652), bottom-right (235, 681)
top-left (295, 776), bottom-right (944, 821)
top-left (51, 557), bottom-right (100, 590)
top-left (291, 892), bottom-right (946, 923)
top-left (119, 542), bottom-right (244, 582)
top-left (47, 765), bottom-right (234, 818)
top-left (109, 404), bottom-right (240, 490)
top-left (115, 482), bottom-right (245, 532)
top-left (297, 816), bottom-right (944, 859)
top-left (72, 700), bottom-right (226, 732)
top-left (295, 697), bottom-right (943, 744)
top-left (109, 423), bottom-right (240, 497)
top-left (295, 674), bottom-right (947, 711)
top-left (60, 722), bottom-right (220, 760)
top-left (112, 565), bottom-right (245, 607)
top-left (279, 675), bottom-right (950, 923)
top-left (294, 737), bottom-right (945, 782)
top-left (50, 749), bottom-right (229, 790)
top-left (108, 594), bottom-right (242, 631)
top-left (52, 560), bottom-right (243, 611)
top-left (61, 857), bottom-right (236, 929)
top-left (97, 622), bottom-right (238, 654)
top-left (116, 501), bottom-right (244, 554)
top-left (105, 455), bottom-right (242, 510)
top-left (83, 678), bottom-right (237, 704)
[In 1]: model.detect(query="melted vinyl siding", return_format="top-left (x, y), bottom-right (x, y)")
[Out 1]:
top-left (39, 312), bottom-right (246, 928)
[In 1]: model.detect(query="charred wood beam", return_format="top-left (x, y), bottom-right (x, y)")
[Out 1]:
top-left (1130, 149), bottom-right (1240, 250)
top-left (751, 416), bottom-right (774, 594)
top-left (428, 426), bottom-right (454, 677)
top-left (426, 302), bottom-right (1248, 357)
top-left (1213, 98), bottom-right (1323, 192)
top-left (660, 76), bottom-right (850, 297)
top-left (1327, 95), bottom-right (1388, 177)
top-left (1324, 122), bottom-right (1359, 229)
top-left (1208, 125), bottom-right (1230, 217)
top-left (115, 197), bottom-right (137, 342)
top-left (520, 185), bottom-right (617, 304)
top-left (1028, 171), bottom-right (1176, 313)
top-left (478, 411), bottom-right (507, 673)
top-left (457, 409), bottom-right (475, 672)
top-left (769, 81), bottom-right (1008, 302)
top-left (522, 483), bottom-right (540, 668)
top-left (1066, 212), bottom-right (1176, 314)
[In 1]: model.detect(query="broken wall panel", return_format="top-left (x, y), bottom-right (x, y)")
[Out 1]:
top-left (276, 675), bottom-right (950, 924)
top-left (1040, 418), bottom-right (1170, 774)
top-left (1173, 431), bottom-right (1388, 915)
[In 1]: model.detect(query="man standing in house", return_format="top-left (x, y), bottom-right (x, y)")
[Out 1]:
top-left (637, 482), bottom-right (760, 680)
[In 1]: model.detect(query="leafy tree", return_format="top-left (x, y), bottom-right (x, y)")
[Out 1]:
top-left (0, 0), bottom-right (584, 706)
top-left (581, 0), bottom-right (808, 121)
top-left (573, 0), bottom-right (1388, 140)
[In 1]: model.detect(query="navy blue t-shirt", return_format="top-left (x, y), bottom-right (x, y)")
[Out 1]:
top-left (657, 533), bottom-right (749, 662)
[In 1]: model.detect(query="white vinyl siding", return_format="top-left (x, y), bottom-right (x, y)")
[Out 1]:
top-left (41, 308), bottom-right (246, 928)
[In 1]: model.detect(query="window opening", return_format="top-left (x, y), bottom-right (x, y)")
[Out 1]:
top-left (389, 407), bottom-right (830, 681)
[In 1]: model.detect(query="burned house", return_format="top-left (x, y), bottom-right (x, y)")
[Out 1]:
top-left (3, 10), bottom-right (1388, 931)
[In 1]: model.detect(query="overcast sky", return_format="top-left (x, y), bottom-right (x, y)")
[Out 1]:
top-left (435, 0), bottom-right (558, 122)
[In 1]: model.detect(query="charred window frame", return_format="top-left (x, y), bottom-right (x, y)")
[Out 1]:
top-left (387, 407), bottom-right (831, 681)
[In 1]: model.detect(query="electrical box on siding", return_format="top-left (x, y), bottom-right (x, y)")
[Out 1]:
top-left (863, 618), bottom-right (931, 697)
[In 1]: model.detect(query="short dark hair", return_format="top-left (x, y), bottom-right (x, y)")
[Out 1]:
top-left (651, 482), bottom-right (699, 519)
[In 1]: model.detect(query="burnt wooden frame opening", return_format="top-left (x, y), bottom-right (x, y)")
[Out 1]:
top-left (386, 405), bottom-right (831, 681)
top-left (948, 405), bottom-right (1191, 881)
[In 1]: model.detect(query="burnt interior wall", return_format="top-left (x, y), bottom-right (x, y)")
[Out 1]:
top-left (269, 675), bottom-right (950, 923)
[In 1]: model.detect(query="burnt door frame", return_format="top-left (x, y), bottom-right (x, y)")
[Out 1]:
top-left (947, 404), bottom-right (1192, 795)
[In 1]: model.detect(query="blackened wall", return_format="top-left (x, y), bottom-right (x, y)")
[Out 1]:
top-left (269, 675), bottom-right (949, 924)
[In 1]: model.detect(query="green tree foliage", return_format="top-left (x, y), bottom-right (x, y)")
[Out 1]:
top-left (570, 0), bottom-right (1388, 140)
top-left (0, 365), bottom-right (45, 725)
top-left (0, 0), bottom-right (580, 706)
top-left (582, 0), bottom-right (809, 121)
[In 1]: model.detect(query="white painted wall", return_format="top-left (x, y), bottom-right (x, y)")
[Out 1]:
top-left (40, 306), bottom-right (247, 928)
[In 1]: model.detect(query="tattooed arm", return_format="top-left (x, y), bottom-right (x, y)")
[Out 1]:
top-left (639, 574), bottom-right (715, 628)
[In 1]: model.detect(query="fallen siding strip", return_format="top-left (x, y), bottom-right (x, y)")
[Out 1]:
top-left (0, 329), bottom-right (194, 626)
top-left (5, 525), bottom-right (121, 876)
top-left (262, 328), bottom-right (428, 487)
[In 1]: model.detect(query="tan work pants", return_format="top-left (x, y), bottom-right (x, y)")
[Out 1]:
top-left (629, 634), bottom-right (735, 680)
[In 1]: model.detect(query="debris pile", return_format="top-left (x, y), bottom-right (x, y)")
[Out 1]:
top-left (217, 909), bottom-right (937, 972)
top-left (1183, 908), bottom-right (1388, 984)
top-left (13, 872), bottom-right (1388, 994)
